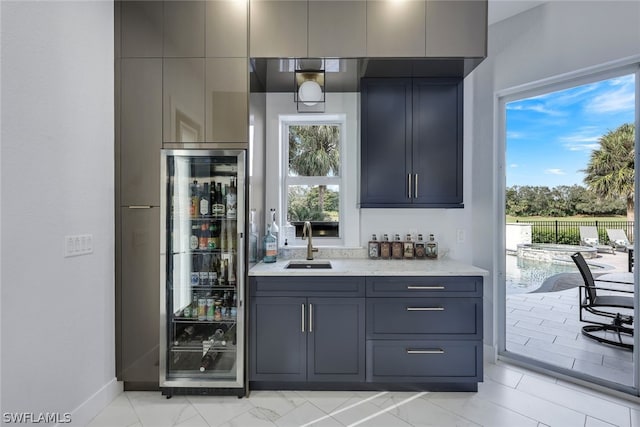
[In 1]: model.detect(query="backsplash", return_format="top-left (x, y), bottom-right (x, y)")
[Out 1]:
top-left (278, 247), bottom-right (367, 260)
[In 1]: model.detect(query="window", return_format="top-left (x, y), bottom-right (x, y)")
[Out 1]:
top-left (282, 118), bottom-right (344, 243)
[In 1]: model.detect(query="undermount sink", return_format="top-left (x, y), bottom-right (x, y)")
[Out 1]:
top-left (284, 260), bottom-right (332, 269)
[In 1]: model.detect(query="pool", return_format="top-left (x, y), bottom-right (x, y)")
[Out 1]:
top-left (516, 243), bottom-right (598, 262)
top-left (506, 254), bottom-right (605, 294)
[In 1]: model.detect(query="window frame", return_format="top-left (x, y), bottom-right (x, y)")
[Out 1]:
top-left (280, 114), bottom-right (346, 247)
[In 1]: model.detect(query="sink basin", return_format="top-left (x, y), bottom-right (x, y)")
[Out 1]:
top-left (285, 261), bottom-right (332, 269)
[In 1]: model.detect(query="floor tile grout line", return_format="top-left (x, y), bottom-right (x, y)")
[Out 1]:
top-left (123, 392), bottom-right (144, 426)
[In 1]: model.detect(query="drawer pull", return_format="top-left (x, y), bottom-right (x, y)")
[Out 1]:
top-left (406, 307), bottom-right (444, 311)
top-left (407, 349), bottom-right (445, 355)
top-left (407, 285), bottom-right (445, 290)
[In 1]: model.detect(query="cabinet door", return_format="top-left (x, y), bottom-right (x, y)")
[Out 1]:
top-left (163, 58), bottom-right (205, 143)
top-left (121, 59), bottom-right (162, 206)
top-left (250, 297), bottom-right (307, 382)
top-left (163, 0), bottom-right (205, 57)
top-left (205, 58), bottom-right (248, 143)
top-left (360, 78), bottom-right (412, 207)
top-left (426, 0), bottom-right (487, 58)
top-left (121, 1), bottom-right (163, 58)
top-left (308, 0), bottom-right (366, 58)
top-left (249, 0), bottom-right (308, 58)
top-left (119, 207), bottom-right (160, 385)
top-left (366, 0), bottom-right (425, 57)
top-left (412, 78), bottom-right (463, 206)
top-left (307, 298), bottom-right (365, 382)
top-left (206, 0), bottom-right (248, 57)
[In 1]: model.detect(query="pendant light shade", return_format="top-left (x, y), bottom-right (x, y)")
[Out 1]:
top-left (294, 59), bottom-right (325, 113)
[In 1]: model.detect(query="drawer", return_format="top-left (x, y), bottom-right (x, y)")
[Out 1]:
top-left (250, 276), bottom-right (365, 297)
top-left (367, 298), bottom-right (482, 339)
top-left (366, 340), bottom-right (482, 382)
top-left (366, 276), bottom-right (482, 297)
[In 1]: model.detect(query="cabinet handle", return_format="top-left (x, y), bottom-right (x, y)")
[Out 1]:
top-left (407, 174), bottom-right (412, 199)
top-left (406, 285), bottom-right (445, 290)
top-left (407, 349), bottom-right (445, 355)
top-left (128, 205), bottom-right (152, 209)
top-left (309, 303), bottom-right (313, 333)
top-left (301, 304), bottom-right (305, 333)
top-left (414, 174), bottom-right (418, 198)
top-left (406, 307), bottom-right (444, 311)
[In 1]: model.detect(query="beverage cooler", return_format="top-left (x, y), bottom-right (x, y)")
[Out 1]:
top-left (160, 149), bottom-right (246, 397)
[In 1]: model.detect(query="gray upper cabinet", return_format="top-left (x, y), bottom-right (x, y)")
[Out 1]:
top-left (121, 1), bottom-right (163, 57)
top-left (308, 0), bottom-right (366, 58)
top-left (206, 0), bottom-right (248, 57)
top-left (121, 59), bottom-right (162, 206)
top-left (366, 0), bottom-right (426, 57)
top-left (164, 1), bottom-right (205, 57)
top-left (205, 58), bottom-right (248, 142)
top-left (426, 0), bottom-right (487, 57)
top-left (163, 58), bottom-right (205, 143)
top-left (249, 0), bottom-right (308, 58)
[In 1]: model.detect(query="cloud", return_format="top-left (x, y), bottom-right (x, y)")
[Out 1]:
top-left (510, 164), bottom-right (518, 168)
top-left (585, 77), bottom-right (635, 114)
top-left (507, 131), bottom-right (524, 139)
top-left (507, 103), bottom-right (564, 116)
top-left (545, 169), bottom-right (566, 175)
top-left (560, 128), bottom-right (601, 151)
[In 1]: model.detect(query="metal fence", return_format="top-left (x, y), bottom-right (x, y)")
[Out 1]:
top-left (512, 220), bottom-right (634, 245)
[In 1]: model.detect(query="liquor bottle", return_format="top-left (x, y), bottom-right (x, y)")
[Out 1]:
top-left (404, 234), bottom-right (414, 259)
top-left (190, 222), bottom-right (199, 251)
top-left (249, 209), bottom-right (258, 262)
top-left (190, 180), bottom-right (199, 217)
top-left (415, 234), bottom-right (426, 258)
top-left (270, 209), bottom-right (279, 247)
top-left (208, 222), bottom-right (217, 250)
top-left (283, 218), bottom-right (295, 244)
top-left (199, 222), bottom-right (209, 250)
top-left (368, 234), bottom-right (380, 259)
top-left (199, 348), bottom-right (216, 372)
top-left (226, 178), bottom-right (237, 219)
top-left (380, 234), bottom-right (392, 259)
top-left (219, 258), bottom-right (228, 286)
top-left (209, 181), bottom-right (216, 217)
top-left (200, 183), bottom-right (210, 216)
top-left (208, 255), bottom-right (218, 286)
top-left (426, 234), bottom-right (438, 259)
top-left (263, 225), bottom-right (277, 263)
top-left (212, 182), bottom-right (225, 217)
top-left (392, 234), bottom-right (404, 259)
top-left (174, 325), bottom-right (195, 346)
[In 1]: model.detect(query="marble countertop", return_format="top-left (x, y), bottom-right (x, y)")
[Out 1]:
top-left (249, 257), bottom-right (489, 277)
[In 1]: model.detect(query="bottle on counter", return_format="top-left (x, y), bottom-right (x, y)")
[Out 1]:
top-left (392, 234), bottom-right (404, 259)
top-left (403, 234), bottom-right (414, 259)
top-left (368, 234), bottom-right (380, 259)
top-left (263, 224), bottom-right (278, 263)
top-left (270, 208), bottom-right (280, 246)
top-left (380, 234), bottom-right (391, 259)
top-left (426, 234), bottom-right (438, 259)
top-left (415, 234), bottom-right (426, 259)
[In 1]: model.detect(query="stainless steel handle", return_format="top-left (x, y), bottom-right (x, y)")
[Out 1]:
top-left (128, 205), bottom-right (152, 209)
top-left (408, 174), bottom-right (412, 199)
top-left (309, 303), bottom-right (313, 333)
top-left (237, 232), bottom-right (244, 308)
top-left (301, 304), bottom-right (305, 332)
top-left (407, 285), bottom-right (445, 290)
top-left (407, 349), bottom-right (445, 354)
top-left (406, 307), bottom-right (444, 311)
top-left (414, 174), bottom-right (418, 198)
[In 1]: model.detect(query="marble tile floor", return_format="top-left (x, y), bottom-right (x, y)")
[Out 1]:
top-left (89, 361), bottom-right (640, 427)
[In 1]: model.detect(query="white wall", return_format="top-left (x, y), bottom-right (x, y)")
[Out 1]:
top-left (469, 0), bottom-right (640, 347)
top-left (1, 2), bottom-right (120, 425)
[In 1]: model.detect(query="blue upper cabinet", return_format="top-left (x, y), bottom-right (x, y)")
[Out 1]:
top-left (360, 78), bottom-right (464, 208)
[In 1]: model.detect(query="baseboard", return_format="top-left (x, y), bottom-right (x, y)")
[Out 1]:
top-left (483, 343), bottom-right (497, 364)
top-left (59, 378), bottom-right (123, 427)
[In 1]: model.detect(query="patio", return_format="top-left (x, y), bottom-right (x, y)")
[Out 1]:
top-left (505, 250), bottom-right (635, 386)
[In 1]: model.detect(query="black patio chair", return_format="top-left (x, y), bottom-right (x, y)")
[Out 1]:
top-left (571, 252), bottom-right (634, 350)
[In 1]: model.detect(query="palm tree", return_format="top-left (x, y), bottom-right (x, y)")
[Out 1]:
top-left (288, 125), bottom-right (340, 216)
top-left (583, 123), bottom-right (635, 220)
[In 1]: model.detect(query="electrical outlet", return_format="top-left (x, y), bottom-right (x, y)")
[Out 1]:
top-left (64, 234), bottom-right (94, 257)
top-left (456, 229), bottom-right (466, 243)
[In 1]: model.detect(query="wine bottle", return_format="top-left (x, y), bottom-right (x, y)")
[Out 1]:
top-left (174, 325), bottom-right (195, 346)
top-left (190, 180), bottom-right (199, 217)
top-left (199, 349), bottom-right (216, 372)
top-left (199, 222), bottom-right (209, 250)
top-left (226, 178), bottom-right (237, 219)
top-left (200, 183), bottom-right (210, 216)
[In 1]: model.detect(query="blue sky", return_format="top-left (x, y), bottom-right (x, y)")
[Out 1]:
top-left (506, 74), bottom-right (636, 188)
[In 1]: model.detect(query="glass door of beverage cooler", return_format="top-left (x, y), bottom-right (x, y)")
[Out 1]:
top-left (160, 149), bottom-right (245, 394)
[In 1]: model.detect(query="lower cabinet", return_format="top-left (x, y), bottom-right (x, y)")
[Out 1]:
top-left (250, 277), bottom-right (366, 384)
top-left (249, 275), bottom-right (482, 390)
